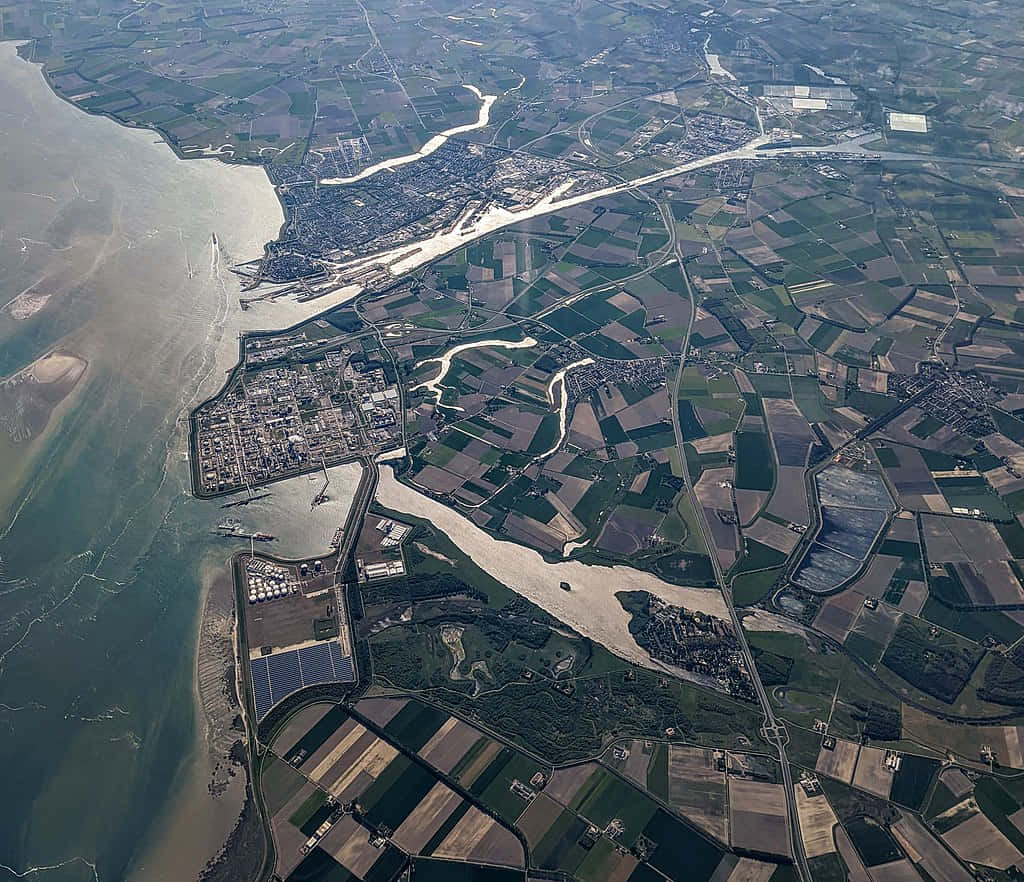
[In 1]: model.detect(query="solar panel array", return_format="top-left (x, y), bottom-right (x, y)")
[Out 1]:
top-left (250, 641), bottom-right (356, 719)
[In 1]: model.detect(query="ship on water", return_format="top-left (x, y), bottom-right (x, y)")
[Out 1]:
top-left (213, 518), bottom-right (274, 541)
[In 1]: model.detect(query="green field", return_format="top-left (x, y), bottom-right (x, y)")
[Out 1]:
top-left (734, 431), bottom-right (774, 491)
top-left (731, 568), bottom-right (782, 605)
top-left (569, 766), bottom-right (658, 846)
top-left (881, 618), bottom-right (983, 704)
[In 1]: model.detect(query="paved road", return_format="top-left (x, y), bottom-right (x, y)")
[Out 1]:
top-left (664, 213), bottom-right (810, 880)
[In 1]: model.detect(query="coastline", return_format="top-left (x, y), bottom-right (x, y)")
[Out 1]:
top-left (130, 555), bottom-right (248, 882)
top-left (8, 38), bottom-right (291, 246)
top-left (0, 39), bottom-right (290, 882)
top-left (5, 31), bottom-right (740, 882)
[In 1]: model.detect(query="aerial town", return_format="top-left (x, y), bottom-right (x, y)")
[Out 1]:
top-left (191, 339), bottom-right (402, 496)
top-left (621, 592), bottom-right (756, 701)
top-left (888, 364), bottom-right (1001, 439)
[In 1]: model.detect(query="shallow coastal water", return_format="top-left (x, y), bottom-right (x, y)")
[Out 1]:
top-left (0, 43), bottom-right (355, 882)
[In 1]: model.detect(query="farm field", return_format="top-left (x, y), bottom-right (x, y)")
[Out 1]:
top-left (18, 0), bottom-right (1024, 877)
top-left (262, 699), bottom-right (531, 880)
top-left (257, 694), bottom-right (807, 882)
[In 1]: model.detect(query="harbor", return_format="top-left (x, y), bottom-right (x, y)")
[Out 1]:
top-left (212, 517), bottom-right (275, 542)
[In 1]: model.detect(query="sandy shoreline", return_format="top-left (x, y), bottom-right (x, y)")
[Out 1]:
top-left (28, 350), bottom-right (87, 384)
top-left (132, 555), bottom-right (248, 882)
